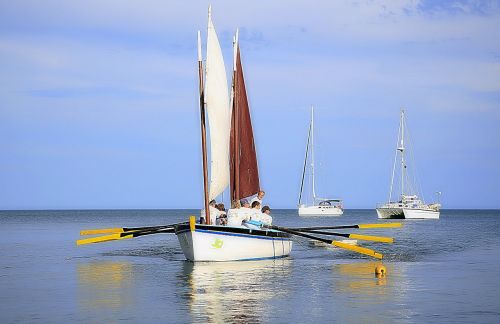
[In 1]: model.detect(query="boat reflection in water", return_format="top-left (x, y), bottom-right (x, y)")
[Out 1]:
top-left (77, 261), bottom-right (134, 311)
top-left (181, 259), bottom-right (292, 323)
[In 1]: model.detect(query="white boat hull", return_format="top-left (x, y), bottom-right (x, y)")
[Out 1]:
top-left (403, 208), bottom-right (440, 219)
top-left (376, 207), bottom-right (404, 219)
top-left (175, 224), bottom-right (292, 261)
top-left (377, 207), bottom-right (439, 219)
top-left (298, 206), bottom-right (343, 216)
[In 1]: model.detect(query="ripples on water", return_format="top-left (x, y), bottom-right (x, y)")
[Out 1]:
top-left (1, 209), bottom-right (500, 322)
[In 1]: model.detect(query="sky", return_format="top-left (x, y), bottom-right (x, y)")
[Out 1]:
top-left (1, 0), bottom-right (499, 209)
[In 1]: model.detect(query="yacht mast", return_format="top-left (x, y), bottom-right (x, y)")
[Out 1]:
top-left (311, 106), bottom-right (317, 202)
top-left (398, 109), bottom-right (406, 198)
top-left (298, 109), bottom-right (312, 206)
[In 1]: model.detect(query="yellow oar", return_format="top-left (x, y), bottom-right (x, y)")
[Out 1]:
top-left (76, 233), bottom-right (133, 245)
top-left (80, 228), bottom-right (125, 235)
top-left (80, 223), bottom-right (180, 236)
top-left (270, 225), bottom-right (384, 259)
top-left (358, 223), bottom-right (402, 229)
top-left (332, 241), bottom-right (383, 259)
top-left (290, 222), bottom-right (402, 231)
top-left (298, 229), bottom-right (393, 243)
top-left (348, 234), bottom-right (393, 243)
top-left (77, 227), bottom-right (176, 246)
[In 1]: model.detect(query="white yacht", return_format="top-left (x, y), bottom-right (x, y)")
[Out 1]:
top-left (376, 110), bottom-right (440, 220)
top-left (298, 106), bottom-right (343, 216)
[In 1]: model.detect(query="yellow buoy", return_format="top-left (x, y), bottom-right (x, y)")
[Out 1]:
top-left (375, 264), bottom-right (387, 277)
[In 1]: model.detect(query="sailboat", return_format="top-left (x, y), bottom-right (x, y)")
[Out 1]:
top-left (298, 106), bottom-right (344, 216)
top-left (376, 109), bottom-right (440, 219)
top-left (174, 8), bottom-right (293, 261)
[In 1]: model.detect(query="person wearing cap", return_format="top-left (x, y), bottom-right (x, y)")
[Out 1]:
top-left (240, 198), bottom-right (251, 209)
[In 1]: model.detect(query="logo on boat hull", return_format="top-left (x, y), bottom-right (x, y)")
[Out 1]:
top-left (211, 238), bottom-right (224, 249)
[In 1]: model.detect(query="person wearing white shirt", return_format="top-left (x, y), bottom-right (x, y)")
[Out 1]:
top-left (227, 199), bottom-right (253, 226)
top-left (260, 205), bottom-right (273, 225)
top-left (200, 200), bottom-right (219, 225)
top-left (242, 201), bottom-right (272, 227)
top-left (250, 190), bottom-right (265, 206)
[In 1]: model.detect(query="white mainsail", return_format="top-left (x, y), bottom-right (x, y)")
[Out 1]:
top-left (204, 7), bottom-right (230, 200)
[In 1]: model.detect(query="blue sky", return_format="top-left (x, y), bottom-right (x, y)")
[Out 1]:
top-left (1, 0), bottom-right (499, 209)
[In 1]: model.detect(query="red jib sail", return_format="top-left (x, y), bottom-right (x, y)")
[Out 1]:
top-left (230, 45), bottom-right (260, 204)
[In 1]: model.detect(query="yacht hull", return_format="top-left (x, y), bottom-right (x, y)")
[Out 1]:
top-left (376, 207), bottom-right (404, 219)
top-left (298, 206), bottom-right (343, 216)
top-left (403, 208), bottom-right (440, 219)
top-left (175, 224), bottom-right (292, 261)
top-left (377, 207), bottom-right (439, 219)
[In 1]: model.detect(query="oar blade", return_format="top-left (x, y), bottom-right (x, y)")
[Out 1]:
top-left (76, 233), bottom-right (132, 245)
top-left (358, 223), bottom-right (402, 229)
top-left (80, 228), bottom-right (124, 235)
top-left (332, 241), bottom-right (383, 259)
top-left (349, 234), bottom-right (394, 243)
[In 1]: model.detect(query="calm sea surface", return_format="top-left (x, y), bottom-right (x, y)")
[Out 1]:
top-left (1, 209), bottom-right (500, 323)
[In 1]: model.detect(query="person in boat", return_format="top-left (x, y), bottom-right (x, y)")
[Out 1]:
top-left (251, 200), bottom-right (261, 214)
top-left (241, 198), bottom-right (251, 209)
top-left (216, 203), bottom-right (227, 226)
top-left (244, 201), bottom-right (272, 226)
top-left (250, 190), bottom-right (265, 206)
top-left (226, 198), bottom-right (252, 227)
top-left (257, 205), bottom-right (272, 225)
top-left (241, 201), bottom-right (263, 229)
top-left (200, 199), bottom-right (219, 225)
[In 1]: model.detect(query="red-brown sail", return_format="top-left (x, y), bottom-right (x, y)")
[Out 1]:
top-left (230, 45), bottom-right (260, 205)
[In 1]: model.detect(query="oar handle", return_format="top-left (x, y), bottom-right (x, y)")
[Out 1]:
top-left (80, 222), bottom-right (186, 236)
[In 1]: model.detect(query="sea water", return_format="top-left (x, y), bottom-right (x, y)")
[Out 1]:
top-left (1, 209), bottom-right (499, 323)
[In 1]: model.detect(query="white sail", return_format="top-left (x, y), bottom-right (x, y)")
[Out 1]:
top-left (205, 7), bottom-right (231, 200)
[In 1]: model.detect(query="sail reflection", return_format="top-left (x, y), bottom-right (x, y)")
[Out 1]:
top-left (182, 259), bottom-right (292, 323)
top-left (77, 261), bottom-right (134, 310)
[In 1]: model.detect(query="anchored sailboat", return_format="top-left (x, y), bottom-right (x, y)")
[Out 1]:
top-left (174, 8), bottom-right (293, 261)
top-left (376, 109), bottom-right (440, 219)
top-left (298, 106), bottom-right (343, 216)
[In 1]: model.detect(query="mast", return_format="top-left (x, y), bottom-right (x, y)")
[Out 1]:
top-left (298, 108), bottom-right (312, 206)
top-left (399, 109), bottom-right (405, 198)
top-left (388, 129), bottom-right (397, 203)
top-left (229, 30), bottom-right (260, 206)
top-left (197, 30), bottom-right (210, 224)
top-left (311, 106), bottom-right (317, 202)
top-left (231, 29), bottom-right (240, 207)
